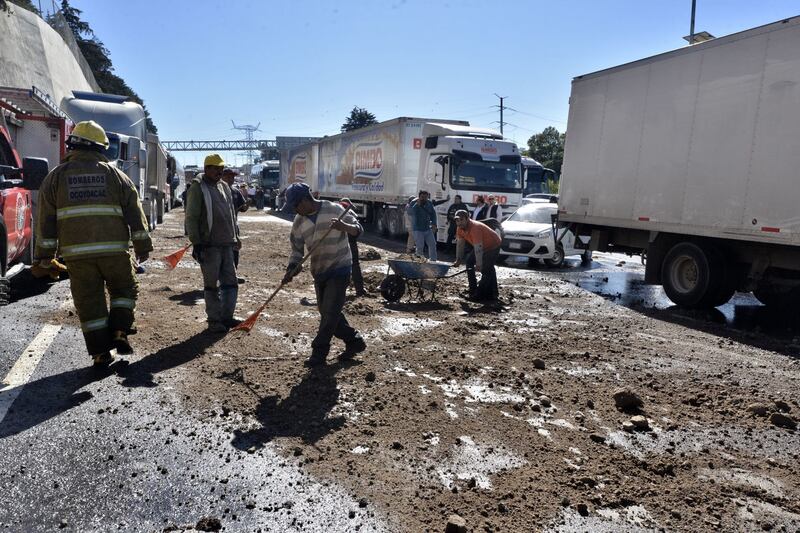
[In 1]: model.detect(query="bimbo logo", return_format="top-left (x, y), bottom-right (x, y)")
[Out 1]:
top-left (292, 155), bottom-right (307, 178)
top-left (353, 141), bottom-right (383, 180)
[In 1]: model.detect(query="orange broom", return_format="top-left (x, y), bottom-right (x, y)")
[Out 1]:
top-left (163, 243), bottom-right (192, 270)
top-left (233, 205), bottom-right (353, 333)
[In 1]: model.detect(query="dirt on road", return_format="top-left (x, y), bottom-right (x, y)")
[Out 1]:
top-left (54, 209), bottom-right (800, 532)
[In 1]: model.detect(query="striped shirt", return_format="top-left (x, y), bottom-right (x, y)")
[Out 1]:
top-left (289, 201), bottom-right (362, 278)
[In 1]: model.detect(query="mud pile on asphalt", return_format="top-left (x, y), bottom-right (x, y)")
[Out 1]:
top-left (125, 210), bottom-right (800, 532)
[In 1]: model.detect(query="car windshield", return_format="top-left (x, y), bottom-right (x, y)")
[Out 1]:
top-left (509, 204), bottom-right (556, 224)
top-left (451, 159), bottom-right (521, 193)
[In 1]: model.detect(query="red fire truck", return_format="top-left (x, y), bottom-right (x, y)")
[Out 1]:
top-left (0, 86), bottom-right (70, 304)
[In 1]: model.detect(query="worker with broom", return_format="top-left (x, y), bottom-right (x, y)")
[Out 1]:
top-left (282, 182), bottom-right (366, 367)
top-left (185, 153), bottom-right (241, 333)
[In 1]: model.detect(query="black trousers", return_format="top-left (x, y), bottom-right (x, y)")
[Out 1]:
top-left (466, 246), bottom-right (500, 300)
top-left (311, 275), bottom-right (360, 358)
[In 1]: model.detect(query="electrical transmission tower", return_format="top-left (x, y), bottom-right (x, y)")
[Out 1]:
top-left (493, 93), bottom-right (508, 136)
top-left (231, 120), bottom-right (262, 164)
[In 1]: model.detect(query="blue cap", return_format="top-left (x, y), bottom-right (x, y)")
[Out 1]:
top-left (283, 182), bottom-right (312, 212)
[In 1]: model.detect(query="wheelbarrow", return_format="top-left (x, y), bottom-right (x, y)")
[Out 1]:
top-left (379, 258), bottom-right (466, 302)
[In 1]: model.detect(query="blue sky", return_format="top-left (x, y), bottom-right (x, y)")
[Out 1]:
top-left (67, 0), bottom-right (799, 167)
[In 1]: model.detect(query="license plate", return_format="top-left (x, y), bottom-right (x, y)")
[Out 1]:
top-left (509, 242), bottom-right (522, 250)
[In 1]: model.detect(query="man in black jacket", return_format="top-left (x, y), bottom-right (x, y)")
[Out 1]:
top-left (446, 194), bottom-right (468, 246)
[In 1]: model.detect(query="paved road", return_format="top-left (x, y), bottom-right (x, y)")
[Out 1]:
top-left (2, 213), bottom-right (797, 531)
top-left (0, 226), bottom-right (388, 532)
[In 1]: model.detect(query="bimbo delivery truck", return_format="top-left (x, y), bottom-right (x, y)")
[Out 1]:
top-left (558, 16), bottom-right (800, 308)
top-left (282, 117), bottom-right (523, 240)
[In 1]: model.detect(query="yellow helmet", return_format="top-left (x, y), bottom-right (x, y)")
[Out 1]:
top-left (68, 120), bottom-right (109, 149)
top-left (204, 153), bottom-right (225, 167)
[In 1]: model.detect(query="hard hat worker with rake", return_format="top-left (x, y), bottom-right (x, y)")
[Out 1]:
top-left (282, 183), bottom-right (366, 367)
top-left (34, 120), bottom-right (153, 366)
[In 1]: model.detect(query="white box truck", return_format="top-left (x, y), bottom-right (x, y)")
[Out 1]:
top-left (558, 16), bottom-right (800, 308)
top-left (281, 117), bottom-right (524, 240)
top-left (146, 133), bottom-right (168, 223)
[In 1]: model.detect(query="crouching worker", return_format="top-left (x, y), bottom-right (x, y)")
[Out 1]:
top-left (452, 210), bottom-right (501, 302)
top-left (282, 183), bottom-right (366, 367)
top-left (35, 120), bottom-right (152, 366)
top-left (185, 154), bottom-right (241, 333)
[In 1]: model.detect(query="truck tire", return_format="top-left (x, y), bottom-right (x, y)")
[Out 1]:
top-left (754, 284), bottom-right (800, 308)
top-left (661, 242), bottom-right (725, 308)
top-left (544, 244), bottom-right (565, 268)
top-left (0, 277), bottom-right (9, 306)
top-left (374, 207), bottom-right (387, 236)
top-left (157, 195), bottom-right (165, 224)
top-left (387, 208), bottom-right (404, 237)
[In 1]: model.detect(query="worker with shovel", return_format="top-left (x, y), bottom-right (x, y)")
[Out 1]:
top-left (185, 154), bottom-right (241, 333)
top-left (282, 183), bottom-right (366, 367)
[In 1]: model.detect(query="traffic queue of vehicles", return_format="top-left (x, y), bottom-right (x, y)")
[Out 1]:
top-left (0, 87), bottom-right (176, 303)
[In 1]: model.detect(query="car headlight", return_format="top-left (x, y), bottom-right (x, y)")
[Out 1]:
top-left (536, 230), bottom-right (552, 238)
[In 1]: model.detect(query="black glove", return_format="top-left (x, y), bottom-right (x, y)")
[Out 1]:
top-left (191, 244), bottom-right (204, 263)
top-left (282, 263), bottom-right (300, 284)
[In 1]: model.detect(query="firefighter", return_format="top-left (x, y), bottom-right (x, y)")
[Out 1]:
top-left (34, 120), bottom-right (152, 366)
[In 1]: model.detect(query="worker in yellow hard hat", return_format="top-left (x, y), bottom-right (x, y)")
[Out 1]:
top-left (185, 153), bottom-right (242, 333)
top-left (34, 120), bottom-right (153, 366)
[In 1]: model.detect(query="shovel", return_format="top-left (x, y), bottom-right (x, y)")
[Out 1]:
top-left (232, 205), bottom-right (353, 333)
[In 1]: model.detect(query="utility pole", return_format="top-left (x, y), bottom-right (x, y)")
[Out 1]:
top-left (494, 93), bottom-right (508, 136)
top-left (689, 0), bottom-right (696, 44)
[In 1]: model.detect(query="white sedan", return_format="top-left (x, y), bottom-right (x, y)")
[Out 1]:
top-left (499, 203), bottom-right (591, 267)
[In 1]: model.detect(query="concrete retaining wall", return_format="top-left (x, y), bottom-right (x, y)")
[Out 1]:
top-left (0, 6), bottom-right (97, 110)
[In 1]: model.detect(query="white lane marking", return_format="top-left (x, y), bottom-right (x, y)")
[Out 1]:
top-left (0, 324), bottom-right (62, 423)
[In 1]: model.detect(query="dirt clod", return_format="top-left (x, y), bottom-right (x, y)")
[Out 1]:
top-left (769, 412), bottom-right (797, 430)
top-left (445, 514), bottom-right (467, 533)
top-left (365, 371), bottom-right (376, 383)
top-left (630, 415), bottom-right (650, 431)
top-left (532, 358), bottom-right (546, 370)
top-left (613, 388), bottom-right (643, 412)
top-left (747, 403), bottom-right (771, 417)
top-left (196, 517), bottom-right (222, 532)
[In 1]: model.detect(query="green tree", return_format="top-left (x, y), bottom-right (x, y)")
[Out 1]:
top-left (0, 0), bottom-right (41, 14)
top-left (54, 0), bottom-right (157, 134)
top-left (526, 126), bottom-right (565, 174)
top-left (341, 106), bottom-right (378, 133)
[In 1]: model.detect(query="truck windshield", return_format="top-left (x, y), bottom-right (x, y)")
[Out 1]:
top-left (451, 159), bottom-right (521, 193)
top-left (262, 169), bottom-right (280, 187)
top-left (104, 136), bottom-right (120, 160)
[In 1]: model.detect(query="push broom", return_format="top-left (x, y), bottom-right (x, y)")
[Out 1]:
top-left (232, 205), bottom-right (353, 333)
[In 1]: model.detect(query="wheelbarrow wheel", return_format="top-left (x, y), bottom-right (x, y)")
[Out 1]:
top-left (380, 274), bottom-right (406, 302)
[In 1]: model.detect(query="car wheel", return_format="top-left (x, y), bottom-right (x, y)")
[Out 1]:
top-left (544, 244), bottom-right (565, 268)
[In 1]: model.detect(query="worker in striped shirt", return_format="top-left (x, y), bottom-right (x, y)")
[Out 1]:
top-left (282, 183), bottom-right (366, 367)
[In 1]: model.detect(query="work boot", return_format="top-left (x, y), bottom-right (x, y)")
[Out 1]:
top-left (304, 356), bottom-right (326, 368)
top-left (338, 337), bottom-right (367, 361)
top-left (112, 330), bottom-right (133, 355)
top-left (92, 351), bottom-right (114, 367)
top-left (223, 317), bottom-right (243, 329)
top-left (207, 322), bottom-right (229, 334)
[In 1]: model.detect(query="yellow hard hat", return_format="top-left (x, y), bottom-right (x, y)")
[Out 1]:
top-left (204, 153), bottom-right (225, 167)
top-left (68, 120), bottom-right (109, 149)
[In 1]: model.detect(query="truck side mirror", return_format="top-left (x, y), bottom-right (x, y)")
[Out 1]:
top-left (22, 157), bottom-right (49, 191)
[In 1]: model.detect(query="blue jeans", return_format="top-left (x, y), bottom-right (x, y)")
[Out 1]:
top-left (413, 230), bottom-right (438, 261)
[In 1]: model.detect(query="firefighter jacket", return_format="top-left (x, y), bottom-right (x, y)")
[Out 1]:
top-left (34, 150), bottom-right (153, 261)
